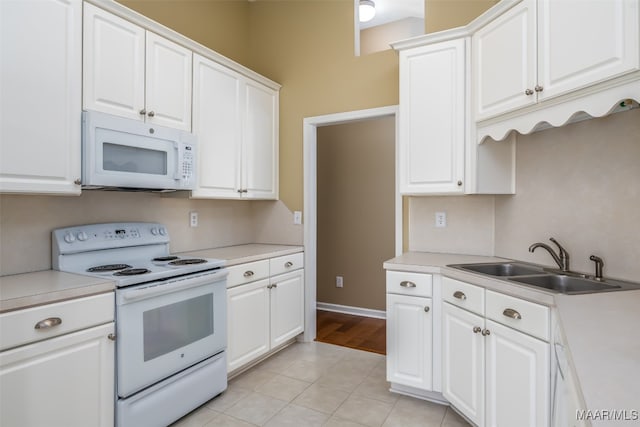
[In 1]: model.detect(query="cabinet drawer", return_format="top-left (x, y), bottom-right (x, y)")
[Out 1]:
top-left (442, 277), bottom-right (484, 316)
top-left (226, 260), bottom-right (269, 288)
top-left (485, 290), bottom-right (549, 341)
top-left (386, 271), bottom-right (432, 297)
top-left (0, 292), bottom-right (114, 351)
top-left (270, 252), bottom-right (304, 276)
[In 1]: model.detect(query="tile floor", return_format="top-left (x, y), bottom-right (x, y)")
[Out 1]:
top-left (171, 342), bottom-right (471, 427)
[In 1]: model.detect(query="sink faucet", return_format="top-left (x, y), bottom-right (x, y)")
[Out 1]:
top-left (589, 255), bottom-right (604, 280)
top-left (528, 237), bottom-right (570, 271)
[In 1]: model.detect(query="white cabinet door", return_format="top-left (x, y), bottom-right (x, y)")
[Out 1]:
top-left (243, 80), bottom-right (279, 199)
top-left (386, 293), bottom-right (433, 390)
top-left (0, 323), bottom-right (114, 427)
top-left (399, 38), bottom-right (466, 194)
top-left (269, 269), bottom-right (304, 348)
top-left (442, 302), bottom-right (485, 427)
top-left (473, 0), bottom-right (537, 120)
top-left (83, 2), bottom-right (145, 121)
top-left (537, 0), bottom-right (640, 100)
top-left (0, 0), bottom-right (82, 195)
top-left (485, 319), bottom-right (550, 427)
top-left (227, 279), bottom-right (270, 372)
top-left (145, 32), bottom-right (192, 131)
top-left (192, 54), bottom-right (242, 198)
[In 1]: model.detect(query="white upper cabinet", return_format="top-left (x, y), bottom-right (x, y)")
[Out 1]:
top-left (0, 0), bottom-right (82, 195)
top-left (83, 3), bottom-right (192, 131)
top-left (474, 0), bottom-right (640, 122)
top-left (192, 54), bottom-right (278, 200)
top-left (399, 39), bottom-right (466, 195)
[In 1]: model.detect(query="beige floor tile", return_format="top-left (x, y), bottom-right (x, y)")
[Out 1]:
top-left (171, 406), bottom-right (219, 427)
top-left (333, 394), bottom-right (394, 427)
top-left (263, 404), bottom-right (329, 427)
top-left (280, 358), bottom-right (334, 383)
top-left (315, 370), bottom-right (367, 393)
top-left (203, 413), bottom-right (256, 427)
top-left (352, 375), bottom-right (398, 405)
top-left (205, 384), bottom-right (252, 412)
top-left (224, 392), bottom-right (288, 426)
top-left (292, 383), bottom-right (350, 414)
top-left (254, 374), bottom-right (311, 402)
top-left (322, 417), bottom-right (369, 427)
top-left (441, 407), bottom-right (472, 427)
top-left (381, 396), bottom-right (447, 427)
top-left (231, 367), bottom-right (278, 390)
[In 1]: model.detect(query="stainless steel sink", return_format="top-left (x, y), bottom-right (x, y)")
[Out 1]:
top-left (449, 262), bottom-right (545, 277)
top-left (508, 274), bottom-right (621, 294)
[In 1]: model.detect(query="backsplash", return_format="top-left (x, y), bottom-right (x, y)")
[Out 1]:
top-left (408, 108), bottom-right (640, 282)
top-left (0, 192), bottom-right (301, 276)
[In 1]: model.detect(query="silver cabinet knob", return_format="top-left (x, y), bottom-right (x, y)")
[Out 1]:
top-left (525, 88), bottom-right (534, 95)
top-left (108, 333), bottom-right (116, 341)
top-left (147, 110), bottom-right (155, 117)
top-left (34, 317), bottom-right (62, 330)
top-left (139, 109), bottom-right (146, 115)
top-left (243, 271), bottom-right (254, 278)
top-left (424, 306), bottom-right (430, 313)
top-left (503, 308), bottom-right (522, 320)
top-left (473, 326), bottom-right (482, 333)
top-left (400, 281), bottom-right (416, 288)
top-left (482, 329), bottom-right (491, 336)
top-left (453, 291), bottom-right (466, 300)
top-left (457, 180), bottom-right (463, 186)
top-left (74, 179), bottom-right (81, 185)
top-left (535, 85), bottom-right (544, 92)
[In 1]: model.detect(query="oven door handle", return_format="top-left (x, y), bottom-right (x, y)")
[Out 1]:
top-left (119, 271), bottom-right (227, 304)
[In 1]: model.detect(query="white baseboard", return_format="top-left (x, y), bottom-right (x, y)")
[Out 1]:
top-left (316, 302), bottom-right (386, 319)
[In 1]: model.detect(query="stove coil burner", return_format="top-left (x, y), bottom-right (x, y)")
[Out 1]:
top-left (87, 264), bottom-right (132, 273)
top-left (168, 258), bottom-right (207, 266)
top-left (152, 256), bottom-right (179, 262)
top-left (114, 268), bottom-right (151, 276)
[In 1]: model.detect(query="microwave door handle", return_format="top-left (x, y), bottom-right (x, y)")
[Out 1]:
top-left (173, 142), bottom-right (181, 180)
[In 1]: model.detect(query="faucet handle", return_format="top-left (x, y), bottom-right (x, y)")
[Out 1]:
top-left (589, 255), bottom-right (604, 280)
top-left (549, 238), bottom-right (570, 270)
top-left (549, 237), bottom-right (567, 255)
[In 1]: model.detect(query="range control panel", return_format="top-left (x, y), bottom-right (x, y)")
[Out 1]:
top-left (52, 222), bottom-right (170, 254)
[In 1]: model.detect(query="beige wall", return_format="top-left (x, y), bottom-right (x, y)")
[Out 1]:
top-left (316, 117), bottom-right (396, 311)
top-left (361, 17), bottom-right (424, 56)
top-left (425, 0), bottom-right (498, 33)
top-left (0, 193), bottom-right (300, 276)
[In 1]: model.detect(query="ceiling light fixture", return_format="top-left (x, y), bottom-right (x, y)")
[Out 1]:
top-left (359, 0), bottom-right (376, 23)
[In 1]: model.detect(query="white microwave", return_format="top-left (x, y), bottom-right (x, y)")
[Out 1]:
top-left (82, 110), bottom-right (196, 191)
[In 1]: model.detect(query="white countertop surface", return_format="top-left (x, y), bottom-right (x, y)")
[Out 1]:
top-left (555, 291), bottom-right (640, 426)
top-left (181, 243), bottom-right (303, 266)
top-left (386, 251), bottom-right (640, 422)
top-left (0, 270), bottom-right (115, 313)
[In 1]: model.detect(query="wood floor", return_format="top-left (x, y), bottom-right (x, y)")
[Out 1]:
top-left (315, 310), bottom-right (386, 355)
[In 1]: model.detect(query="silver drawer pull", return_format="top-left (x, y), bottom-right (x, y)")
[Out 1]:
top-left (284, 261), bottom-right (294, 268)
top-left (400, 281), bottom-right (416, 288)
top-left (244, 271), bottom-right (254, 277)
top-left (34, 317), bottom-right (62, 330)
top-left (453, 291), bottom-right (466, 300)
top-left (503, 308), bottom-right (522, 320)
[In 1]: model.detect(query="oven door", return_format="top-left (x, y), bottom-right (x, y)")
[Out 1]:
top-left (116, 270), bottom-right (227, 398)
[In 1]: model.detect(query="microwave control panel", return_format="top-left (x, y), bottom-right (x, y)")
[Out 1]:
top-left (180, 143), bottom-right (195, 185)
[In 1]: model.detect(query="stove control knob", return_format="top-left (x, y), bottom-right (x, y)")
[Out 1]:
top-left (64, 232), bottom-right (76, 243)
top-left (150, 227), bottom-right (159, 235)
top-left (77, 232), bottom-right (88, 241)
top-left (159, 227), bottom-right (167, 236)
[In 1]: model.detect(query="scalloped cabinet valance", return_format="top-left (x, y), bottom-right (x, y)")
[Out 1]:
top-left (392, 0), bottom-right (639, 195)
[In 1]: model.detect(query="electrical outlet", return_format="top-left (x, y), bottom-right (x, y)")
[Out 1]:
top-left (336, 276), bottom-right (344, 288)
top-left (190, 211), bottom-right (198, 228)
top-left (435, 212), bottom-right (447, 228)
top-left (293, 211), bottom-right (303, 225)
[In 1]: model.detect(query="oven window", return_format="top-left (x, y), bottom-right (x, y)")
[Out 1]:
top-left (103, 143), bottom-right (167, 175)
top-left (143, 294), bottom-right (213, 361)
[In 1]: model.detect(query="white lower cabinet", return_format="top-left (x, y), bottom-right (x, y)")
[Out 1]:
top-left (442, 277), bottom-right (550, 427)
top-left (226, 253), bottom-right (304, 373)
top-left (0, 293), bottom-right (115, 427)
top-left (386, 271), bottom-right (434, 392)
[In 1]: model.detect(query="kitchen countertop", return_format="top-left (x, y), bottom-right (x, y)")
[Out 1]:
top-left (385, 251), bottom-right (640, 424)
top-left (181, 243), bottom-right (303, 266)
top-left (0, 270), bottom-right (115, 313)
